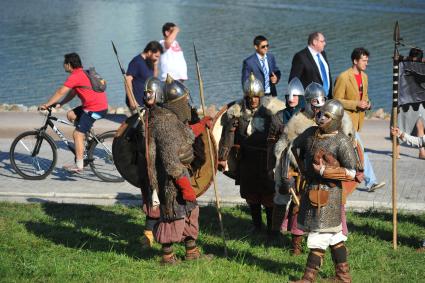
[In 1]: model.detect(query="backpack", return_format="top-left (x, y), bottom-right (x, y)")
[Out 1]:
top-left (77, 67), bottom-right (107, 92)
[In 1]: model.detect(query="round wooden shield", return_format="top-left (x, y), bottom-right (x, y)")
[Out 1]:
top-left (190, 127), bottom-right (218, 197)
top-left (113, 114), bottom-right (217, 197)
top-left (211, 101), bottom-right (239, 180)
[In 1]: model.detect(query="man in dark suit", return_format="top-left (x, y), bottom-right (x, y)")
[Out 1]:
top-left (242, 35), bottom-right (281, 96)
top-left (289, 32), bottom-right (332, 98)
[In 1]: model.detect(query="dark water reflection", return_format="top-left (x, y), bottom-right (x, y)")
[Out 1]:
top-left (1, 0), bottom-right (424, 112)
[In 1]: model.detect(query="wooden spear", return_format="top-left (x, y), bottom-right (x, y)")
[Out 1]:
top-left (193, 42), bottom-right (228, 257)
top-left (111, 41), bottom-right (144, 119)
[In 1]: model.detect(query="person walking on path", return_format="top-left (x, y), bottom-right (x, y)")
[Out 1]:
top-left (391, 125), bottom-right (425, 252)
top-left (125, 41), bottom-right (163, 111)
top-left (289, 31), bottom-right (332, 98)
top-left (241, 35), bottom-right (281, 96)
top-left (39, 53), bottom-right (108, 173)
top-left (159, 22), bottom-right (188, 82)
top-left (334, 47), bottom-right (385, 192)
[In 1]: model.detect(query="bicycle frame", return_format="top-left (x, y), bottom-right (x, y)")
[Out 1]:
top-left (36, 108), bottom-right (111, 159)
top-left (38, 109), bottom-right (77, 155)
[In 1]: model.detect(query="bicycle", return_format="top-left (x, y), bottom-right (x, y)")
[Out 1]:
top-left (9, 107), bottom-right (124, 182)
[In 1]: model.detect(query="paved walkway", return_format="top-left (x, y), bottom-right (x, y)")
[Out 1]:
top-left (0, 112), bottom-right (424, 212)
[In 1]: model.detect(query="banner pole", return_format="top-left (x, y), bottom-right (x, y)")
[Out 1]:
top-left (392, 21), bottom-right (400, 250)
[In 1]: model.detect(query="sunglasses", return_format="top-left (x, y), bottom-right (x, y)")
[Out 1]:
top-left (260, 44), bottom-right (269, 49)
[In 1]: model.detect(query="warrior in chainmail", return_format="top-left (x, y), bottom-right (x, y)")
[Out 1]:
top-left (145, 74), bottom-right (210, 264)
top-left (289, 99), bottom-right (356, 283)
top-left (273, 82), bottom-right (326, 255)
top-left (268, 77), bottom-right (305, 145)
top-left (267, 77), bottom-right (304, 237)
top-left (218, 73), bottom-right (279, 235)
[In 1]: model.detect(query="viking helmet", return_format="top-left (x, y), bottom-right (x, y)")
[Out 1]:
top-left (243, 72), bottom-right (264, 98)
top-left (286, 77), bottom-right (304, 100)
top-left (162, 74), bottom-right (192, 122)
top-left (286, 77), bottom-right (304, 106)
top-left (143, 77), bottom-right (163, 104)
top-left (304, 82), bottom-right (326, 118)
top-left (315, 99), bottom-right (344, 134)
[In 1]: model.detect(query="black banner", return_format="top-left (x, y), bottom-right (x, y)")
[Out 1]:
top-left (399, 61), bottom-right (425, 106)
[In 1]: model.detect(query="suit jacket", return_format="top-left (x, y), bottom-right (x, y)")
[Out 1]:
top-left (241, 53), bottom-right (281, 96)
top-left (288, 47), bottom-right (333, 98)
top-left (333, 67), bottom-right (369, 131)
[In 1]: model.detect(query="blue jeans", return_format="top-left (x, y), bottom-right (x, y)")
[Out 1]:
top-left (355, 132), bottom-right (377, 188)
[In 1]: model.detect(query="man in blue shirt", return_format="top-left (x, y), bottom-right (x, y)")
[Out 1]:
top-left (125, 41), bottom-right (163, 111)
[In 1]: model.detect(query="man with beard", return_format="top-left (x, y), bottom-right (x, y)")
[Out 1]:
top-left (218, 73), bottom-right (276, 235)
top-left (142, 74), bottom-right (211, 264)
top-left (289, 99), bottom-right (356, 283)
top-left (125, 41), bottom-right (163, 111)
top-left (138, 76), bottom-right (212, 249)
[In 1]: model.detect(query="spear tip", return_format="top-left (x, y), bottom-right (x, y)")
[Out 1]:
top-left (111, 41), bottom-right (118, 55)
top-left (393, 21), bottom-right (400, 43)
top-left (193, 42), bottom-right (199, 62)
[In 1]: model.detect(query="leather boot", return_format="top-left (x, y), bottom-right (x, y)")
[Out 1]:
top-left (265, 206), bottom-right (274, 235)
top-left (185, 247), bottom-right (214, 261)
top-left (160, 244), bottom-right (180, 265)
top-left (184, 238), bottom-right (213, 261)
top-left (334, 262), bottom-right (351, 283)
top-left (160, 253), bottom-right (180, 265)
top-left (271, 204), bottom-right (286, 232)
top-left (291, 249), bottom-right (324, 283)
top-left (291, 234), bottom-right (303, 256)
top-left (291, 266), bottom-right (319, 283)
top-left (329, 242), bottom-right (351, 282)
top-left (249, 203), bottom-right (262, 232)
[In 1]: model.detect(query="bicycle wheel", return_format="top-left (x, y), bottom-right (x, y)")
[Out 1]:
top-left (9, 131), bottom-right (57, 180)
top-left (88, 130), bottom-right (124, 182)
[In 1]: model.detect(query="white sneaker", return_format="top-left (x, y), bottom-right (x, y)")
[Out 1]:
top-left (63, 164), bottom-right (83, 174)
top-left (368, 182), bottom-right (386, 192)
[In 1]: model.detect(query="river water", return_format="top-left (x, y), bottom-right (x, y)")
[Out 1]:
top-left (1, 0), bottom-right (425, 112)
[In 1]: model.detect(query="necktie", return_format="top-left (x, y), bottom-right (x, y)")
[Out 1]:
top-left (260, 58), bottom-right (270, 92)
top-left (316, 53), bottom-right (329, 96)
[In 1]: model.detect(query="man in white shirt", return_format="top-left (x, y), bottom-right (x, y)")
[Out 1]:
top-left (159, 22), bottom-right (188, 82)
top-left (289, 32), bottom-right (332, 98)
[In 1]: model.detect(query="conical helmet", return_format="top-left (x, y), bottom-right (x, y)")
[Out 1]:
top-left (243, 72), bottom-right (264, 98)
top-left (163, 73), bottom-right (190, 103)
top-left (287, 77), bottom-right (304, 100)
top-left (162, 74), bottom-right (192, 122)
top-left (315, 99), bottom-right (344, 134)
top-left (304, 82), bottom-right (326, 118)
top-left (143, 77), bottom-right (163, 103)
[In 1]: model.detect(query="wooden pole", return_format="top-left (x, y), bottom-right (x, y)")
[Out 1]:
top-left (392, 21), bottom-right (400, 250)
top-left (193, 43), bottom-right (228, 257)
top-left (111, 41), bottom-right (143, 120)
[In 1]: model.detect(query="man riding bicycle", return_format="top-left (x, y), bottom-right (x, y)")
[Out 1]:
top-left (39, 53), bottom-right (108, 173)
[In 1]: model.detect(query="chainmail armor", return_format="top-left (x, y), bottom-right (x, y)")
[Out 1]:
top-left (146, 106), bottom-right (196, 220)
top-left (294, 126), bottom-right (356, 232)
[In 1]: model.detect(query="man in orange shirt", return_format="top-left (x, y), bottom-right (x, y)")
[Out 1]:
top-left (39, 53), bottom-right (108, 173)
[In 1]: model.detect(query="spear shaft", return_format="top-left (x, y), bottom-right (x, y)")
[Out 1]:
top-left (392, 21), bottom-right (400, 250)
top-left (111, 41), bottom-right (144, 119)
top-left (193, 42), bottom-right (228, 257)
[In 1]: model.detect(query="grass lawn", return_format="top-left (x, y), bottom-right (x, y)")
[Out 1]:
top-left (0, 202), bottom-right (424, 282)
